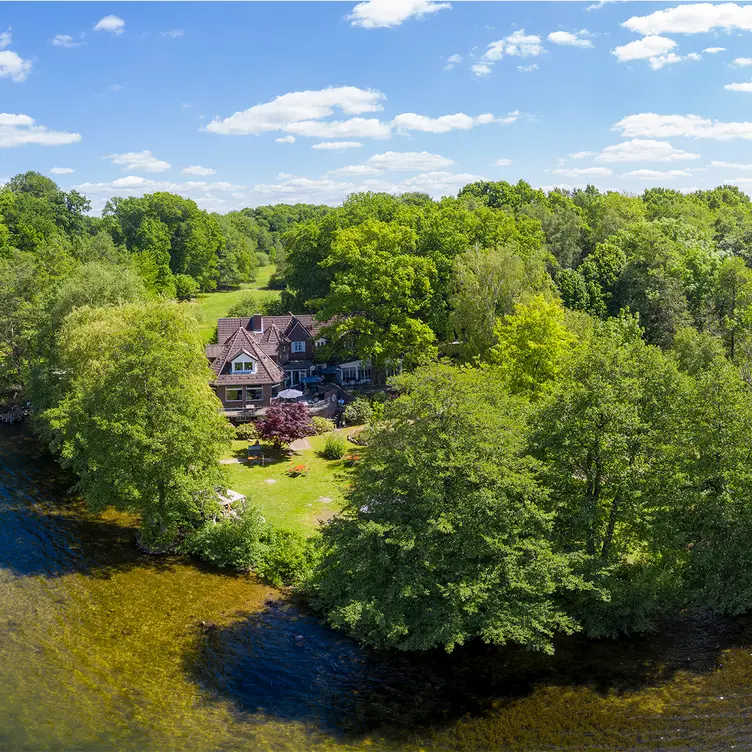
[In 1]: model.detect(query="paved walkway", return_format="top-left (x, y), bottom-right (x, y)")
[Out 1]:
top-left (289, 437), bottom-right (312, 451)
top-left (220, 457), bottom-right (242, 465)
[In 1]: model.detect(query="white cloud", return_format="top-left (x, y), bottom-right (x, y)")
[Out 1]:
top-left (205, 86), bottom-right (387, 139)
top-left (552, 167), bottom-right (613, 177)
top-left (93, 15), bottom-right (125, 35)
top-left (392, 111), bottom-right (499, 133)
top-left (51, 34), bottom-right (83, 48)
top-left (0, 28), bottom-right (10, 50)
top-left (347, 0), bottom-right (450, 29)
top-left (50, 167), bottom-right (75, 175)
top-left (725, 80), bottom-right (752, 91)
top-left (471, 63), bottom-right (492, 77)
top-left (710, 160), bottom-right (752, 170)
top-left (161, 29), bottom-right (184, 38)
top-left (181, 165), bottom-right (216, 176)
top-left (107, 84), bottom-right (123, 93)
top-left (73, 177), bottom-right (245, 205)
top-left (366, 150), bottom-right (454, 171)
top-left (106, 150), bottom-right (171, 172)
top-left (444, 53), bottom-right (462, 70)
top-left (704, 47), bottom-right (726, 53)
top-left (327, 164), bottom-right (384, 176)
top-left (476, 30), bottom-right (544, 76)
top-left (517, 64), bottom-right (539, 72)
top-left (0, 50), bottom-right (32, 82)
top-left (614, 113), bottom-right (752, 140)
top-left (495, 158), bottom-right (512, 166)
top-left (0, 114), bottom-right (81, 148)
top-left (570, 150), bottom-right (597, 159)
top-left (312, 141), bottom-right (363, 149)
top-left (397, 170), bottom-right (482, 190)
top-left (612, 35), bottom-right (676, 62)
top-left (623, 4), bottom-right (752, 36)
top-left (276, 136), bottom-right (296, 144)
top-left (623, 169), bottom-right (692, 179)
top-left (731, 57), bottom-right (752, 66)
top-left (596, 139), bottom-right (701, 162)
top-left (548, 30), bottom-right (593, 48)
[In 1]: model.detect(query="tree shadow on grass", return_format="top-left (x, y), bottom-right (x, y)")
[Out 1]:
top-left (186, 597), bottom-right (752, 743)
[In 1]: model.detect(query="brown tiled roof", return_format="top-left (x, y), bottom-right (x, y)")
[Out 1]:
top-left (209, 328), bottom-right (284, 386)
top-left (256, 323), bottom-right (289, 358)
top-left (205, 344), bottom-right (223, 360)
top-left (217, 314), bottom-right (322, 345)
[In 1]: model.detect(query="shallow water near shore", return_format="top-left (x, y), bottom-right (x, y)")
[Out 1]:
top-left (2, 423), bottom-right (752, 751)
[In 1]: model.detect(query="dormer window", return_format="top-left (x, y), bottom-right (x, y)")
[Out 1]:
top-left (315, 338), bottom-right (327, 347)
top-left (291, 341), bottom-right (306, 354)
top-left (231, 353), bottom-right (257, 373)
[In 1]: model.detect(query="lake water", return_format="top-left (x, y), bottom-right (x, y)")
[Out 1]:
top-left (2, 423), bottom-right (752, 751)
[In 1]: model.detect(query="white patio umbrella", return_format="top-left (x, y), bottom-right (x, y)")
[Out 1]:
top-left (277, 388), bottom-right (304, 400)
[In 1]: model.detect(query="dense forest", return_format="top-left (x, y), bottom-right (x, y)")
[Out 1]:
top-left (6, 170), bottom-right (752, 652)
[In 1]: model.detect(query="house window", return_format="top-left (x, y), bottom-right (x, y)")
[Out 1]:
top-left (233, 359), bottom-right (255, 373)
top-left (246, 387), bottom-right (263, 401)
top-left (315, 338), bottom-right (327, 347)
top-left (291, 341), bottom-right (306, 353)
top-left (226, 387), bottom-right (243, 402)
top-left (341, 367), bottom-right (358, 382)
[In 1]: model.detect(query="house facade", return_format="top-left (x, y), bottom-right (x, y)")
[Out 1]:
top-left (207, 313), bottom-right (396, 416)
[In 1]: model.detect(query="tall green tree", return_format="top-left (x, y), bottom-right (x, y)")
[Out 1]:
top-left (313, 363), bottom-right (587, 653)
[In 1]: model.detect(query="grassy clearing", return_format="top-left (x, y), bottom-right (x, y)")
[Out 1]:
top-left (195, 265), bottom-right (280, 343)
top-left (222, 430), bottom-right (362, 536)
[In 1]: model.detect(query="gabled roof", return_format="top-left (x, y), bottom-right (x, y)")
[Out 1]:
top-left (209, 327), bottom-right (284, 385)
top-left (257, 323), bottom-right (289, 357)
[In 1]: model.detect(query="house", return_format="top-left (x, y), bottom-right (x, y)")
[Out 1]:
top-left (207, 313), bottom-right (399, 417)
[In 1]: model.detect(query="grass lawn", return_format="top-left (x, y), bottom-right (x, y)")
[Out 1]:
top-left (221, 430), bottom-right (363, 537)
top-left (194, 265), bottom-right (280, 343)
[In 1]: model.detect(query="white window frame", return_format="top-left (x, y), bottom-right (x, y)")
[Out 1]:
top-left (291, 340), bottom-right (306, 353)
top-left (315, 338), bottom-right (327, 347)
top-left (225, 387), bottom-right (243, 402)
top-left (231, 355), bottom-right (256, 374)
top-left (246, 387), bottom-right (263, 401)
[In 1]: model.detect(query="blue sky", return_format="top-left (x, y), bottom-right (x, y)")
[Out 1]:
top-left (3, 1), bottom-right (752, 212)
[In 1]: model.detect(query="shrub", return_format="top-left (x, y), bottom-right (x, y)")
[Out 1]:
top-left (312, 416), bottom-right (335, 434)
top-left (343, 397), bottom-right (372, 426)
top-left (257, 402), bottom-right (314, 448)
top-left (184, 504), bottom-right (267, 571)
top-left (235, 422), bottom-right (259, 441)
top-left (255, 251), bottom-right (270, 267)
top-left (321, 433), bottom-right (347, 460)
top-left (174, 274), bottom-right (199, 300)
top-left (257, 528), bottom-right (317, 587)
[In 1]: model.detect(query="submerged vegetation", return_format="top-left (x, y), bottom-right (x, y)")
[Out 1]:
top-left (7, 172), bottom-right (752, 652)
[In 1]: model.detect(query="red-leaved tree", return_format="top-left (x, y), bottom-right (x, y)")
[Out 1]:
top-left (257, 402), bottom-right (315, 449)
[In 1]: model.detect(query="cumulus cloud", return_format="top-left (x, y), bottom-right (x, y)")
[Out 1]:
top-left (614, 113), bottom-right (752, 140)
top-left (327, 164), bottom-right (383, 176)
top-left (181, 165), bottom-right (216, 176)
top-left (570, 150), bottom-right (597, 159)
top-left (612, 35), bottom-right (676, 63)
top-left (731, 57), bottom-right (752, 66)
top-left (548, 30), bottom-right (593, 48)
top-left (49, 167), bottom-right (75, 175)
top-left (73, 176), bottom-right (243, 194)
top-left (622, 3), bottom-right (752, 36)
top-left (0, 114), bottom-right (81, 148)
top-left (444, 53), bottom-right (462, 70)
top-left (0, 47), bottom-right (32, 82)
top-left (392, 111), bottom-right (499, 133)
top-left (205, 86), bottom-right (388, 139)
top-left (705, 47), bottom-right (726, 53)
top-left (51, 34), bottom-right (82, 48)
top-left (711, 160), bottom-right (752, 170)
top-left (475, 30), bottom-right (544, 76)
top-left (495, 158), bottom-right (512, 166)
top-left (366, 150), bottom-right (454, 171)
top-left (623, 169), bottom-right (692, 179)
top-left (106, 150), bottom-right (171, 172)
top-left (93, 15), bottom-right (125, 35)
top-left (596, 139), bottom-right (701, 162)
top-left (347, 0), bottom-right (450, 28)
top-left (312, 141), bottom-right (363, 149)
top-left (552, 167), bottom-right (612, 177)
top-left (517, 64), bottom-right (539, 72)
top-left (0, 28), bottom-right (10, 49)
top-left (275, 136), bottom-right (296, 144)
top-left (725, 80), bottom-right (752, 91)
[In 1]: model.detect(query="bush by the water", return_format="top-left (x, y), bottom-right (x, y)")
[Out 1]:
top-left (343, 397), bottom-right (372, 426)
top-left (312, 416), bottom-right (335, 434)
top-left (185, 503), bottom-right (313, 586)
top-left (322, 433), bottom-right (347, 459)
top-left (235, 422), bottom-right (259, 441)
